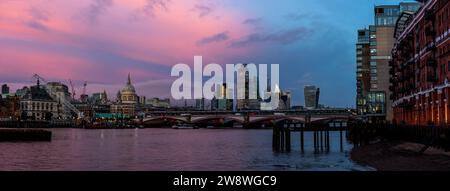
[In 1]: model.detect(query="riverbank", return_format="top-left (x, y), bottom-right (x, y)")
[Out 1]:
top-left (351, 141), bottom-right (450, 171)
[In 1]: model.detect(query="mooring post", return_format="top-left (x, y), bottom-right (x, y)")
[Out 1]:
top-left (273, 126), bottom-right (278, 151)
top-left (340, 122), bottom-right (344, 151)
top-left (313, 128), bottom-right (317, 153)
top-left (326, 128), bottom-right (330, 151)
top-left (320, 126), bottom-right (324, 152)
top-left (280, 127), bottom-right (285, 151)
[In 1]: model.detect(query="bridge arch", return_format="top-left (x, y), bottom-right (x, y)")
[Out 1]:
top-left (191, 116), bottom-right (245, 126)
top-left (142, 116), bottom-right (188, 125)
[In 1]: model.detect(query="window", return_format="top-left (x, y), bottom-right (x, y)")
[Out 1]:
top-left (371, 69), bottom-right (377, 74)
top-left (357, 57), bottom-right (363, 61)
top-left (356, 45), bottom-right (363, 49)
top-left (371, 61), bottom-right (377, 66)
top-left (357, 51), bottom-right (362, 55)
top-left (370, 34), bottom-right (376, 39)
top-left (370, 49), bottom-right (377, 54)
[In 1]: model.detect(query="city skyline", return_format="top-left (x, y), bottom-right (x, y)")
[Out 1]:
top-left (0, 0), bottom-right (418, 108)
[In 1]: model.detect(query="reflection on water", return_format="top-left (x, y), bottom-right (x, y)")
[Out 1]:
top-left (0, 128), bottom-right (370, 171)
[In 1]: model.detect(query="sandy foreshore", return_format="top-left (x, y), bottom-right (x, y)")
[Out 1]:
top-left (351, 141), bottom-right (450, 171)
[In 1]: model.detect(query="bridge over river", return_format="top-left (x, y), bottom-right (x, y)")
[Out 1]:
top-left (137, 109), bottom-right (357, 128)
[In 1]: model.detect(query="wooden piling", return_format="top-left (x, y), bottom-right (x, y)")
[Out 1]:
top-left (326, 129), bottom-right (330, 151)
top-left (285, 127), bottom-right (291, 152)
top-left (272, 127), bottom-right (279, 151)
top-left (340, 126), bottom-right (344, 151)
top-left (280, 127), bottom-right (285, 151)
top-left (320, 127), bottom-right (324, 152)
top-left (300, 125), bottom-right (304, 152)
top-left (313, 128), bottom-right (317, 153)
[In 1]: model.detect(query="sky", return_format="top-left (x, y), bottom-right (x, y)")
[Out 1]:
top-left (0, 0), bottom-right (418, 107)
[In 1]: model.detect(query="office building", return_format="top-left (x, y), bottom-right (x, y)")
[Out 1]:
top-left (304, 85), bottom-right (320, 109)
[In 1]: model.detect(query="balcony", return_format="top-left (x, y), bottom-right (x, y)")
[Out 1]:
top-left (426, 44), bottom-right (437, 52)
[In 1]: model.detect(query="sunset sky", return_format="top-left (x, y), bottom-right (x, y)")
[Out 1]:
top-left (0, 0), bottom-right (417, 107)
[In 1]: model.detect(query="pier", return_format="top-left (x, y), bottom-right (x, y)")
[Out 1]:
top-left (272, 119), bottom-right (348, 153)
top-left (0, 129), bottom-right (52, 141)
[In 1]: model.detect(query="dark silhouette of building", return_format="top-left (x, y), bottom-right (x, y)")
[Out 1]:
top-left (1, 84), bottom-right (9, 95)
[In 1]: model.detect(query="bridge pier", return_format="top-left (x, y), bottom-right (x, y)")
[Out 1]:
top-left (272, 127), bottom-right (280, 151)
top-left (320, 128), bottom-right (324, 152)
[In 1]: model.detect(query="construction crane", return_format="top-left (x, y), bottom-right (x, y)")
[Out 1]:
top-left (69, 79), bottom-right (76, 100)
top-left (32, 74), bottom-right (82, 118)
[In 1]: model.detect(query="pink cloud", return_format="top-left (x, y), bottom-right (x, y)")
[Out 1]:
top-left (0, 0), bottom-right (257, 98)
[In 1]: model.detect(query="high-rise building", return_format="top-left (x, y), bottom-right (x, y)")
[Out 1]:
top-left (356, 2), bottom-right (421, 121)
top-left (90, 90), bottom-right (109, 104)
top-left (356, 29), bottom-right (371, 115)
top-left (1, 84), bottom-right (9, 95)
top-left (304, 85), bottom-right (320, 110)
top-left (391, 0), bottom-right (449, 125)
top-left (195, 98), bottom-right (205, 110)
top-left (146, 98), bottom-right (170, 109)
top-left (278, 91), bottom-right (291, 110)
top-left (236, 64), bottom-right (260, 110)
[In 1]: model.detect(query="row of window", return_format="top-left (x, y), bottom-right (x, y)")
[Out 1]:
top-left (21, 102), bottom-right (57, 111)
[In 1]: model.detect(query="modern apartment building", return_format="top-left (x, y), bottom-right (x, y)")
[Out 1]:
top-left (357, 2), bottom-right (421, 121)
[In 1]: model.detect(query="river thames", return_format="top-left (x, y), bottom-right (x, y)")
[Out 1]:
top-left (0, 128), bottom-right (371, 171)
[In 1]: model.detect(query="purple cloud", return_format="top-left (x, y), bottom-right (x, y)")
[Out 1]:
top-left (24, 6), bottom-right (50, 31)
top-left (83, 0), bottom-right (114, 24)
top-left (243, 18), bottom-right (262, 25)
top-left (192, 4), bottom-right (213, 17)
top-left (230, 27), bottom-right (311, 48)
top-left (196, 31), bottom-right (229, 46)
